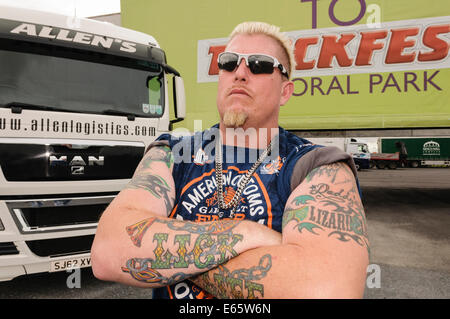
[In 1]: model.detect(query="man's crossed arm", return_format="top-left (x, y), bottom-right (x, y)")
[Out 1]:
top-left (91, 146), bottom-right (369, 298)
top-left (190, 161), bottom-right (370, 298)
top-left (91, 145), bottom-right (281, 288)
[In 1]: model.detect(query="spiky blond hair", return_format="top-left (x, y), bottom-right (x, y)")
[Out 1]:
top-left (229, 21), bottom-right (295, 79)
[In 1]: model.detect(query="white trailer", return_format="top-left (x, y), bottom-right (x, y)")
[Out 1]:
top-left (307, 137), bottom-right (371, 170)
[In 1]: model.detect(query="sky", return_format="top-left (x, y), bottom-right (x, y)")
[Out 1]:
top-left (0, 0), bottom-right (121, 17)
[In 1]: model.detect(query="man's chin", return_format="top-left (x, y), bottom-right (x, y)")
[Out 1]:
top-left (222, 110), bottom-right (248, 128)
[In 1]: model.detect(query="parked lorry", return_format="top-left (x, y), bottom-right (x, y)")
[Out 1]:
top-left (307, 137), bottom-right (371, 170)
top-left (0, 6), bottom-right (185, 281)
top-left (370, 137), bottom-right (450, 169)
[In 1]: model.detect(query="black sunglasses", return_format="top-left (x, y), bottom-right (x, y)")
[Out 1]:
top-left (217, 51), bottom-right (289, 78)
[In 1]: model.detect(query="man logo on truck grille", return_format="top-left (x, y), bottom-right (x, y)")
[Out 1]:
top-left (49, 155), bottom-right (104, 175)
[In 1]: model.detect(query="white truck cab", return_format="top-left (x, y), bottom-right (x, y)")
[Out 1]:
top-left (0, 6), bottom-right (185, 281)
top-left (307, 137), bottom-right (371, 170)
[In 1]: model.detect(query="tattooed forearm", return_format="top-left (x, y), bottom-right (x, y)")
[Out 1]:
top-left (121, 218), bottom-right (246, 285)
top-left (283, 163), bottom-right (370, 253)
top-left (126, 218), bottom-right (157, 247)
top-left (191, 254), bottom-right (272, 299)
top-left (122, 258), bottom-right (203, 285)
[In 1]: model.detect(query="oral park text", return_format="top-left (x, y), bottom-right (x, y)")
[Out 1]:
top-left (292, 70), bottom-right (443, 97)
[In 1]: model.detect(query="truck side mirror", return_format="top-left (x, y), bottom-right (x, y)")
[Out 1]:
top-left (173, 76), bottom-right (186, 119)
top-left (169, 75), bottom-right (186, 130)
top-left (163, 64), bottom-right (186, 129)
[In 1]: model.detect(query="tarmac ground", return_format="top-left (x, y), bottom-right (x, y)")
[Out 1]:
top-left (359, 168), bottom-right (450, 299)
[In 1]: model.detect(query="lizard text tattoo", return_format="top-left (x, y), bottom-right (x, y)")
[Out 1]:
top-left (283, 163), bottom-right (370, 253)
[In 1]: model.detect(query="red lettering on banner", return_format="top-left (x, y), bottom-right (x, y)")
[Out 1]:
top-left (290, 24), bottom-right (449, 70)
top-left (294, 37), bottom-right (319, 70)
top-left (208, 45), bottom-right (226, 75)
top-left (203, 23), bottom-right (449, 78)
top-left (385, 28), bottom-right (420, 64)
top-left (418, 24), bottom-right (450, 62)
top-left (355, 30), bottom-right (388, 66)
top-left (317, 34), bottom-right (355, 68)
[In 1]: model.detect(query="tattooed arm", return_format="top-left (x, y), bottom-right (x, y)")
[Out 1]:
top-left (279, 161), bottom-right (369, 297)
top-left (91, 145), bottom-right (281, 288)
top-left (191, 162), bottom-right (369, 298)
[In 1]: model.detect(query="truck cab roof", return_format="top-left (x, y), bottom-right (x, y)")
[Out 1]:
top-left (0, 5), bottom-right (160, 48)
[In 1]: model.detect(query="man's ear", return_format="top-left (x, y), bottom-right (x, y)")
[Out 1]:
top-left (279, 80), bottom-right (294, 106)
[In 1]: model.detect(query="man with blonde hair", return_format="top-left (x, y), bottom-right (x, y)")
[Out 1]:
top-left (221, 22), bottom-right (295, 129)
top-left (92, 21), bottom-right (369, 299)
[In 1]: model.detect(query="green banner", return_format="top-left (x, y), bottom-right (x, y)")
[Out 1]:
top-left (122, 0), bottom-right (450, 131)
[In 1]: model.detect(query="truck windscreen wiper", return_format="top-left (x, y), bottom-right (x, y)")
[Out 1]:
top-left (102, 109), bottom-right (137, 121)
top-left (3, 103), bottom-right (138, 121)
top-left (4, 102), bottom-right (60, 114)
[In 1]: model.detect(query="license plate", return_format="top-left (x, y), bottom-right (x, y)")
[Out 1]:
top-left (50, 256), bottom-right (91, 272)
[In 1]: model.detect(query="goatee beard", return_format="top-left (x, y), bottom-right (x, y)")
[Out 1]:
top-left (223, 110), bottom-right (248, 128)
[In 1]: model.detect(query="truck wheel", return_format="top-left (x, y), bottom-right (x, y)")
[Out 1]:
top-left (377, 161), bottom-right (387, 169)
top-left (388, 162), bottom-right (397, 169)
top-left (369, 161), bottom-right (375, 169)
top-left (410, 161), bottom-right (419, 168)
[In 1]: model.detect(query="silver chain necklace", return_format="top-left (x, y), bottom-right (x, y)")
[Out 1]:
top-left (215, 136), bottom-right (273, 218)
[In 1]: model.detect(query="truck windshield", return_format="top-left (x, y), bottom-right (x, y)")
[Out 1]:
top-left (0, 41), bottom-right (164, 118)
top-left (358, 144), bottom-right (369, 153)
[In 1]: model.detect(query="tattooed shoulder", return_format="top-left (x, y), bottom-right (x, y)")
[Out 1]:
top-left (125, 145), bottom-right (175, 211)
top-left (283, 162), bottom-right (370, 254)
top-left (138, 145), bottom-right (174, 171)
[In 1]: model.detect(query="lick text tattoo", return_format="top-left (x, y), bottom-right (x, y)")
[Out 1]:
top-left (121, 218), bottom-right (245, 286)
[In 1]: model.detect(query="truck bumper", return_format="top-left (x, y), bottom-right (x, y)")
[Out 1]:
top-left (0, 195), bottom-right (113, 282)
top-left (0, 231), bottom-right (95, 282)
top-left (0, 264), bottom-right (26, 282)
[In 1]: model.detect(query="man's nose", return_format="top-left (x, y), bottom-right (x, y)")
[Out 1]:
top-left (234, 57), bottom-right (250, 81)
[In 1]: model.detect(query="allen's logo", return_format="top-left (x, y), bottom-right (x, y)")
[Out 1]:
top-left (10, 22), bottom-right (137, 53)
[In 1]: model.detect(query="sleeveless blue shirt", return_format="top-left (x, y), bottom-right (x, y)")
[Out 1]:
top-left (151, 125), bottom-right (345, 299)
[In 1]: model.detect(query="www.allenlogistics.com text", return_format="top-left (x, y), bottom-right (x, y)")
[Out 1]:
top-left (0, 117), bottom-right (156, 137)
